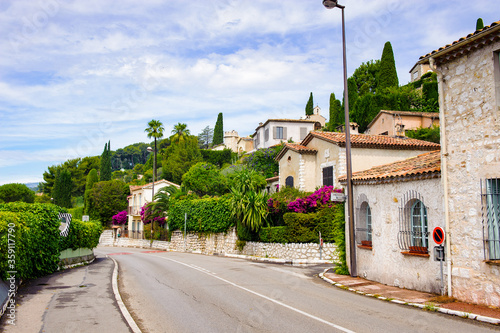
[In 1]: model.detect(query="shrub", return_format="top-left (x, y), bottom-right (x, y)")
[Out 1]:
top-left (168, 196), bottom-right (233, 233)
top-left (331, 203), bottom-right (349, 274)
top-left (60, 219), bottom-right (102, 251)
top-left (259, 226), bottom-right (288, 243)
top-left (0, 202), bottom-right (61, 279)
top-left (283, 212), bottom-right (318, 243)
top-left (112, 210), bottom-right (128, 225)
top-left (0, 183), bottom-right (35, 203)
top-left (287, 186), bottom-right (342, 213)
top-left (68, 207), bottom-right (84, 220)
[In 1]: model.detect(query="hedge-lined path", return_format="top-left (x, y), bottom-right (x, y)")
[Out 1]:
top-left (0, 255), bottom-right (132, 332)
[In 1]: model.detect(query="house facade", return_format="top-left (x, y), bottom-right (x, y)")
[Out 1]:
top-left (365, 110), bottom-right (440, 136)
top-left (213, 130), bottom-right (254, 153)
top-left (127, 179), bottom-right (180, 239)
top-left (253, 119), bottom-right (321, 150)
top-left (275, 131), bottom-right (440, 192)
top-left (339, 151), bottom-right (445, 294)
top-left (416, 20), bottom-right (500, 306)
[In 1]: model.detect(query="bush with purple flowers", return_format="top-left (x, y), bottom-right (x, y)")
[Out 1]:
top-left (112, 210), bottom-right (128, 225)
top-left (140, 203), bottom-right (166, 226)
top-left (287, 186), bottom-right (342, 214)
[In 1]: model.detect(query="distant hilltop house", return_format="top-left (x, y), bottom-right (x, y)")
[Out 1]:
top-left (365, 110), bottom-right (440, 136)
top-left (211, 130), bottom-right (254, 154)
top-left (253, 106), bottom-right (326, 150)
top-left (409, 62), bottom-right (433, 83)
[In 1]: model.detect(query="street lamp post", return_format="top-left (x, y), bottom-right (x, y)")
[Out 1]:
top-left (323, 0), bottom-right (357, 277)
top-left (147, 146), bottom-right (155, 246)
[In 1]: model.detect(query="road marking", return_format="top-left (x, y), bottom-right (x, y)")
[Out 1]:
top-left (145, 254), bottom-right (356, 333)
top-left (109, 256), bottom-right (142, 333)
top-left (108, 252), bottom-right (133, 255)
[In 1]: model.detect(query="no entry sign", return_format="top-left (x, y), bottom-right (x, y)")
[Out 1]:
top-left (433, 227), bottom-right (445, 245)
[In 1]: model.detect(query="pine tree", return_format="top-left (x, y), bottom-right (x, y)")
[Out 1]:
top-left (476, 18), bottom-right (484, 31)
top-left (53, 168), bottom-right (72, 208)
top-left (378, 41), bottom-right (399, 91)
top-left (100, 142), bottom-right (112, 181)
top-left (213, 113), bottom-right (224, 146)
top-left (305, 92), bottom-right (314, 116)
top-left (329, 93), bottom-right (343, 131)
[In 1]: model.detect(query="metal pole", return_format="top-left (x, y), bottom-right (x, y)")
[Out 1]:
top-left (339, 5), bottom-right (357, 277)
top-left (151, 146), bottom-right (155, 247)
top-left (184, 212), bottom-right (187, 252)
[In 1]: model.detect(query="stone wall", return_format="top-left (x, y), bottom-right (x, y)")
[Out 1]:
top-left (101, 228), bottom-right (337, 262)
top-left (438, 38), bottom-right (500, 306)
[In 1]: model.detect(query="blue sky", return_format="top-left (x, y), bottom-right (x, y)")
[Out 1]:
top-left (0, 0), bottom-right (497, 185)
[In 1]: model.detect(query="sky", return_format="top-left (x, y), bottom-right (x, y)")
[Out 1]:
top-left (0, 0), bottom-right (497, 185)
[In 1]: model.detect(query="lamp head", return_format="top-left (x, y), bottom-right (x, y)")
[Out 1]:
top-left (147, 146), bottom-right (153, 152)
top-left (322, 0), bottom-right (339, 9)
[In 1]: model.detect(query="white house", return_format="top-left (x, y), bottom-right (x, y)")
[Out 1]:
top-left (127, 179), bottom-right (180, 239)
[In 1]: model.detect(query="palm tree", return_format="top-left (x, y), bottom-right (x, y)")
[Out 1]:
top-left (170, 123), bottom-right (190, 143)
top-left (145, 119), bottom-right (164, 180)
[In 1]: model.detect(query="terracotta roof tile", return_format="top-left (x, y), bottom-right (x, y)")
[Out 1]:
top-left (418, 20), bottom-right (500, 60)
top-left (275, 143), bottom-right (317, 161)
top-left (304, 131), bottom-right (440, 150)
top-left (338, 150), bottom-right (441, 184)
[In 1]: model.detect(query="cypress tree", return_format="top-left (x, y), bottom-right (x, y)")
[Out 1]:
top-left (329, 93), bottom-right (343, 131)
top-left (346, 77), bottom-right (359, 117)
top-left (100, 142), bottom-right (112, 181)
top-left (53, 168), bottom-right (72, 208)
top-left (84, 168), bottom-right (99, 215)
top-left (378, 41), bottom-right (399, 91)
top-left (476, 18), bottom-right (484, 31)
top-left (305, 92), bottom-right (314, 116)
top-left (213, 113), bottom-right (224, 146)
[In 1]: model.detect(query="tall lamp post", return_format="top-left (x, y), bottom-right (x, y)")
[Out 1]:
top-left (147, 146), bottom-right (155, 245)
top-left (323, 0), bottom-right (357, 277)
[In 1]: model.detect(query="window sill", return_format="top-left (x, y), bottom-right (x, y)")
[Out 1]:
top-left (484, 260), bottom-right (500, 266)
top-left (401, 251), bottom-right (430, 258)
top-left (357, 245), bottom-right (372, 250)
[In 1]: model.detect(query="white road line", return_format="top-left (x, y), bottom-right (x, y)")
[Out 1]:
top-left (109, 256), bottom-right (142, 333)
top-left (145, 254), bottom-right (356, 333)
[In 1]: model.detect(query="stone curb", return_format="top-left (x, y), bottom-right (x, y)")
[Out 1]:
top-left (318, 269), bottom-right (500, 326)
top-left (109, 256), bottom-right (142, 333)
top-left (221, 253), bottom-right (332, 265)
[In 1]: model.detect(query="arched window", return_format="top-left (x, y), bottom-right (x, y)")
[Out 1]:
top-left (411, 200), bottom-right (428, 248)
top-left (398, 191), bottom-right (429, 254)
top-left (356, 195), bottom-right (372, 247)
top-left (285, 176), bottom-right (294, 188)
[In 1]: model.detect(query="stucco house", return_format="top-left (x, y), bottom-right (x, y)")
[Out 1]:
top-left (339, 151), bottom-right (445, 294)
top-left (127, 179), bottom-right (180, 239)
top-left (275, 131), bottom-right (440, 192)
top-left (414, 20), bottom-right (500, 306)
top-left (252, 107), bottom-right (326, 150)
top-left (365, 110), bottom-right (440, 136)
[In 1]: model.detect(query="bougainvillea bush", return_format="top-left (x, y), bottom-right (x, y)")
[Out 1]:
top-left (140, 203), bottom-right (166, 226)
top-left (287, 186), bottom-right (342, 214)
top-left (112, 210), bottom-right (127, 225)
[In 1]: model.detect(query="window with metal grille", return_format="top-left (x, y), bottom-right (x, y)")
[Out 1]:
top-left (398, 191), bottom-right (429, 254)
top-left (356, 195), bottom-right (372, 247)
top-left (481, 178), bottom-right (500, 260)
top-left (285, 176), bottom-right (294, 188)
top-left (323, 166), bottom-right (333, 186)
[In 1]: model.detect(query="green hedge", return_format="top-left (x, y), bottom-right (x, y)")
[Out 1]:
top-left (168, 196), bottom-right (233, 233)
top-left (259, 226), bottom-right (288, 243)
top-left (0, 202), bottom-right (103, 280)
top-left (68, 207), bottom-right (84, 220)
top-left (60, 219), bottom-right (102, 251)
top-left (0, 203), bottom-right (61, 279)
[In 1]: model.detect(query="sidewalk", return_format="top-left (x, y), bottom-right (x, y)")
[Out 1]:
top-left (0, 255), bottom-right (132, 332)
top-left (320, 268), bottom-right (500, 325)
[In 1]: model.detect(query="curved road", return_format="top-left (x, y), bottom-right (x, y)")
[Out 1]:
top-left (96, 247), bottom-right (498, 333)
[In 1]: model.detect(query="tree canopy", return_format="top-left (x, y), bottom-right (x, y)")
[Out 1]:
top-left (162, 136), bottom-right (202, 184)
top-left (0, 183), bottom-right (35, 203)
top-left (52, 168), bottom-right (73, 208)
top-left (100, 141), bottom-right (112, 181)
top-left (181, 162), bottom-right (227, 196)
top-left (378, 41), bottom-right (399, 91)
top-left (145, 119), bottom-right (165, 180)
top-left (87, 180), bottom-right (128, 224)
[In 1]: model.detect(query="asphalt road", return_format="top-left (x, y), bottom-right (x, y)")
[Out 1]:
top-left (96, 247), bottom-right (499, 333)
